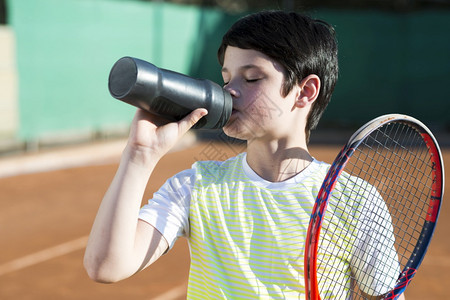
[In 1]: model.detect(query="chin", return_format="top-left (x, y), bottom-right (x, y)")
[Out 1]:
top-left (223, 115), bottom-right (264, 141)
top-left (223, 126), bottom-right (240, 139)
top-left (223, 123), bottom-right (248, 141)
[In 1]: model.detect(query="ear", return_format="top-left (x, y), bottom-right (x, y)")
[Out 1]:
top-left (294, 75), bottom-right (321, 108)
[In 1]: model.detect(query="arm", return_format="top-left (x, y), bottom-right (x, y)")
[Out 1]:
top-left (361, 291), bottom-right (405, 300)
top-left (352, 185), bottom-right (406, 300)
top-left (83, 108), bottom-right (207, 283)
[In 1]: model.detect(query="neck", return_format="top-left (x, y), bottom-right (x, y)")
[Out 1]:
top-left (246, 137), bottom-right (313, 182)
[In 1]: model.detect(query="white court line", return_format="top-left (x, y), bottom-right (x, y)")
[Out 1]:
top-left (149, 284), bottom-right (187, 300)
top-left (0, 236), bottom-right (89, 276)
top-left (0, 140), bottom-right (127, 178)
top-left (0, 233), bottom-right (188, 299)
top-left (0, 234), bottom-right (188, 300)
top-left (0, 234), bottom-right (188, 299)
top-left (0, 131), bottom-right (197, 179)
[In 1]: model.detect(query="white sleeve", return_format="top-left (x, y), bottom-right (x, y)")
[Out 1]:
top-left (351, 187), bottom-right (400, 296)
top-left (138, 168), bottom-right (196, 249)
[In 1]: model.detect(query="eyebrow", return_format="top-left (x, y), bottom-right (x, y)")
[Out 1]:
top-left (221, 64), bottom-right (261, 73)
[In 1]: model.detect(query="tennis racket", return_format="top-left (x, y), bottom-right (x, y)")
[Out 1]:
top-left (304, 114), bottom-right (444, 300)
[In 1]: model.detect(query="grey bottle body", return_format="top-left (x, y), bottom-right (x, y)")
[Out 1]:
top-left (108, 57), bottom-right (232, 129)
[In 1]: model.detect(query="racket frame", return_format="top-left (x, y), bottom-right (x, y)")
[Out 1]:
top-left (304, 114), bottom-right (444, 300)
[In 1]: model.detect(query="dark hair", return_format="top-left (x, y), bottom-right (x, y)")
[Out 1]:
top-left (218, 10), bottom-right (338, 142)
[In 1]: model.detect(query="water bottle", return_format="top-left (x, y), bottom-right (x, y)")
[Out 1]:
top-left (108, 56), bottom-right (232, 129)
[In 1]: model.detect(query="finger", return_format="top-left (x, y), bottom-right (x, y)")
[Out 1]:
top-left (178, 108), bottom-right (208, 134)
top-left (133, 108), bottom-right (169, 127)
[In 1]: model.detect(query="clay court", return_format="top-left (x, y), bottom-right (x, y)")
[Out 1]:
top-left (0, 139), bottom-right (448, 299)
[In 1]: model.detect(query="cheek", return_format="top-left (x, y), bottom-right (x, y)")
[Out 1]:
top-left (243, 90), bottom-right (284, 122)
top-left (241, 90), bottom-right (266, 113)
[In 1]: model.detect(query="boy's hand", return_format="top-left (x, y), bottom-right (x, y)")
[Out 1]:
top-left (126, 108), bottom-right (208, 163)
top-left (84, 107), bottom-right (207, 282)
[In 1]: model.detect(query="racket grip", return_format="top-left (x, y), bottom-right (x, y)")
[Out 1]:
top-left (108, 56), bottom-right (232, 129)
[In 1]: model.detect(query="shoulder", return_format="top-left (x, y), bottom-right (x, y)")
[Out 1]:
top-left (193, 152), bottom-right (245, 180)
top-left (309, 159), bottom-right (331, 180)
top-left (295, 159), bottom-right (330, 191)
top-left (314, 159), bottom-right (331, 172)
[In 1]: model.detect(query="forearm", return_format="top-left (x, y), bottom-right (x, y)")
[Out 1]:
top-left (83, 145), bottom-right (162, 282)
top-left (361, 292), bottom-right (405, 300)
top-left (84, 108), bottom-right (206, 282)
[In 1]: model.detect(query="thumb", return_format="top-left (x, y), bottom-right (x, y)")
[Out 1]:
top-left (178, 108), bottom-right (208, 134)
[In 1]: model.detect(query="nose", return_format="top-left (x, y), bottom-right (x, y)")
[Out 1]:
top-left (224, 84), bottom-right (240, 98)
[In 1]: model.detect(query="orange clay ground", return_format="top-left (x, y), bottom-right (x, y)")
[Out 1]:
top-left (0, 141), bottom-right (448, 299)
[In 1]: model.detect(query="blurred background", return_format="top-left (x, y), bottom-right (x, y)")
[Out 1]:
top-left (0, 1), bottom-right (449, 299)
top-left (1, 0), bottom-right (449, 154)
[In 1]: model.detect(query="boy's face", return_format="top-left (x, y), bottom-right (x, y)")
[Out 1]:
top-left (221, 46), bottom-right (303, 142)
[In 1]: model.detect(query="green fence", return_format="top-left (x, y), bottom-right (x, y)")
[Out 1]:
top-left (7, 0), bottom-right (450, 141)
top-left (7, 0), bottom-right (240, 141)
top-left (316, 9), bottom-right (450, 130)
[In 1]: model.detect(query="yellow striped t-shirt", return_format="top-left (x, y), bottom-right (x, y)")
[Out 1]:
top-left (139, 152), bottom-right (398, 299)
top-left (186, 153), bottom-right (329, 299)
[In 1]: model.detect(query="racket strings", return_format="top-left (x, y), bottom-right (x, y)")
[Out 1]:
top-left (362, 125), bottom-right (431, 266)
top-left (316, 122), bottom-right (435, 299)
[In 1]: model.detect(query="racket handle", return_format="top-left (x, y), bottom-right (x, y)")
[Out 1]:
top-left (108, 56), bottom-right (232, 129)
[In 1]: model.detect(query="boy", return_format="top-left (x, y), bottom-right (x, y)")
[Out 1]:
top-left (85, 10), bottom-right (401, 299)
